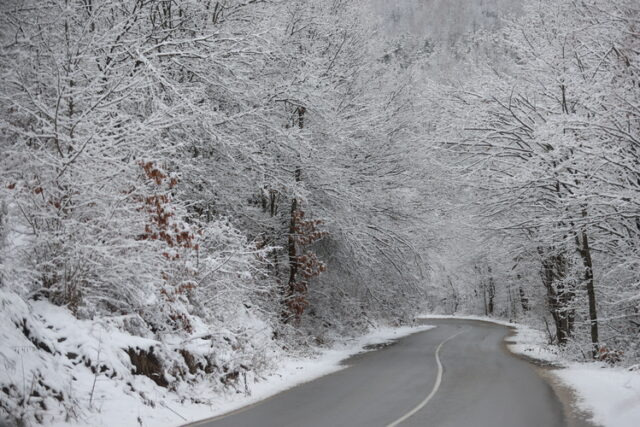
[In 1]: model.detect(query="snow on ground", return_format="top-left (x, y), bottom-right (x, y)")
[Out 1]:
top-left (555, 364), bottom-right (640, 427)
top-left (47, 323), bottom-right (434, 427)
top-left (419, 314), bottom-right (640, 427)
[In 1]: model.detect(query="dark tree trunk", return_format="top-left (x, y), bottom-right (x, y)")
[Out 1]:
top-left (284, 106), bottom-right (305, 323)
top-left (286, 188), bottom-right (299, 304)
top-left (476, 265), bottom-right (488, 316)
top-left (518, 286), bottom-right (530, 312)
top-left (576, 226), bottom-right (599, 358)
top-left (487, 266), bottom-right (495, 315)
top-left (447, 276), bottom-right (459, 313)
top-left (539, 249), bottom-right (575, 345)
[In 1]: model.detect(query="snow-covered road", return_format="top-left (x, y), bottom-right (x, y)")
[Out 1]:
top-left (187, 319), bottom-right (589, 427)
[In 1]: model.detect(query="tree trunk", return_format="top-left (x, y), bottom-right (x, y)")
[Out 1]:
top-left (284, 106), bottom-right (305, 323)
top-left (519, 288), bottom-right (530, 312)
top-left (447, 276), bottom-right (459, 313)
top-left (539, 249), bottom-right (574, 345)
top-left (487, 266), bottom-right (495, 315)
top-left (576, 227), bottom-right (599, 358)
top-left (286, 187), bottom-right (299, 305)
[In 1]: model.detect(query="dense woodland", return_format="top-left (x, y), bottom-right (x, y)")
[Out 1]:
top-left (0, 0), bottom-right (638, 424)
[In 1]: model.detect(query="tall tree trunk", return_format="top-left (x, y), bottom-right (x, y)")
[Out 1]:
top-left (516, 274), bottom-right (530, 312)
top-left (447, 276), bottom-right (459, 313)
top-left (284, 106), bottom-right (305, 323)
top-left (576, 225), bottom-right (599, 358)
top-left (539, 249), bottom-right (574, 345)
top-left (487, 266), bottom-right (495, 315)
top-left (476, 265), bottom-right (488, 316)
top-left (286, 185), bottom-right (299, 307)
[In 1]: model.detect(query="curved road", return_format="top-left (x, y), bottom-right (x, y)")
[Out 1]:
top-left (188, 319), bottom-right (576, 427)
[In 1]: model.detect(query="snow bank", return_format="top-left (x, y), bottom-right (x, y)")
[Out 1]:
top-left (555, 364), bottom-right (640, 427)
top-left (0, 287), bottom-right (276, 427)
top-left (0, 289), bottom-right (174, 426)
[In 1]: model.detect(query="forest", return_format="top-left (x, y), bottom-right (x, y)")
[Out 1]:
top-left (0, 0), bottom-right (638, 425)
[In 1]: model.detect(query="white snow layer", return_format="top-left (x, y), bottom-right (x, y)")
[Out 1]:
top-left (554, 365), bottom-right (640, 427)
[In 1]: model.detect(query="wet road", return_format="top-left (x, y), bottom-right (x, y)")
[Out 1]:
top-left (187, 319), bottom-right (571, 427)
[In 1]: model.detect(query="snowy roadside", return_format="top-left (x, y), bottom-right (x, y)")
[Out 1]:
top-left (50, 323), bottom-right (434, 427)
top-left (419, 314), bottom-right (640, 427)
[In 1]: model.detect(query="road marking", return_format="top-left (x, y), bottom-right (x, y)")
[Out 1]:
top-left (385, 329), bottom-right (466, 427)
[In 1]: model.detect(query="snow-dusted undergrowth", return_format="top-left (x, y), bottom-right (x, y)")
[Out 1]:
top-left (0, 289), bottom-right (280, 426)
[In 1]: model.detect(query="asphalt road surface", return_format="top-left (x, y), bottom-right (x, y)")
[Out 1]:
top-left (188, 319), bottom-right (575, 427)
